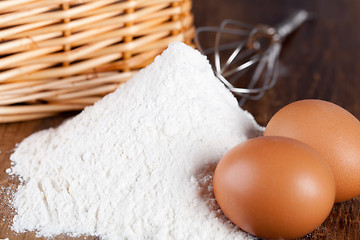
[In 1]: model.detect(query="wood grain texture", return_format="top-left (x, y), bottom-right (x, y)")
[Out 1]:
top-left (1, 0), bottom-right (360, 239)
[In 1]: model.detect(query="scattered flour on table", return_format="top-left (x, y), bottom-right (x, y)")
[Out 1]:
top-left (7, 42), bottom-right (262, 240)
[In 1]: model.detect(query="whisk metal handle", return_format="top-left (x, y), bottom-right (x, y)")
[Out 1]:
top-left (276, 10), bottom-right (310, 41)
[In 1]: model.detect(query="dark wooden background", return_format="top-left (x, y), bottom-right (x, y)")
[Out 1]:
top-left (1, 0), bottom-right (360, 239)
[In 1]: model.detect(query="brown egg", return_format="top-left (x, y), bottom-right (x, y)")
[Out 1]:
top-left (213, 136), bottom-right (335, 240)
top-left (264, 99), bottom-right (360, 203)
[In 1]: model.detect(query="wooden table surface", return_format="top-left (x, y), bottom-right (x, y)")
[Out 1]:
top-left (1, 0), bottom-right (360, 239)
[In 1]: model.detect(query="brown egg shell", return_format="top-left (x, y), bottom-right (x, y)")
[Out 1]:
top-left (264, 99), bottom-right (360, 203)
top-left (213, 136), bottom-right (335, 240)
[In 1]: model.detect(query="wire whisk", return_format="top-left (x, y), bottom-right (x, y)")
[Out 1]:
top-left (196, 10), bottom-right (310, 106)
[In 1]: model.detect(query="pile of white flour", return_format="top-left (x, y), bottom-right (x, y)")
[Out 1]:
top-left (7, 42), bottom-right (262, 239)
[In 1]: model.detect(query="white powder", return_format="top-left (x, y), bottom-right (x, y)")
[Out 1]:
top-left (7, 42), bottom-right (262, 239)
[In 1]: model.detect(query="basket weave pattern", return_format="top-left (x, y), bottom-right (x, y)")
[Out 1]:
top-left (0, 0), bottom-right (194, 123)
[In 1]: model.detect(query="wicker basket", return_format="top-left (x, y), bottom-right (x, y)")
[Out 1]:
top-left (0, 0), bottom-right (194, 123)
